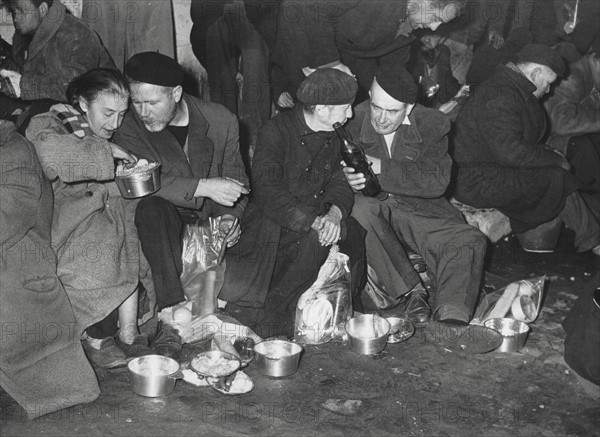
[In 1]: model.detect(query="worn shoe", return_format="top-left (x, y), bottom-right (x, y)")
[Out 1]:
top-left (152, 321), bottom-right (183, 359)
top-left (116, 334), bottom-right (153, 359)
top-left (82, 337), bottom-right (128, 369)
top-left (403, 285), bottom-right (431, 323)
top-left (434, 304), bottom-right (470, 326)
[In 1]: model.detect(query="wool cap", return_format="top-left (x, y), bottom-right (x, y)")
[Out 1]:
top-left (296, 68), bottom-right (358, 105)
top-left (517, 44), bottom-right (566, 77)
top-left (373, 64), bottom-right (418, 104)
top-left (125, 52), bottom-right (184, 87)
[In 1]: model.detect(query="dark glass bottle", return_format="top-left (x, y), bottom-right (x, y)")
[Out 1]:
top-left (333, 122), bottom-right (381, 197)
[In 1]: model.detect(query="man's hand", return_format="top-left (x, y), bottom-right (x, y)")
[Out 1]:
top-left (110, 143), bottom-right (137, 164)
top-left (277, 91), bottom-right (295, 109)
top-left (487, 30), bottom-right (505, 49)
top-left (194, 177), bottom-right (249, 206)
top-left (342, 165), bottom-right (366, 192)
top-left (219, 214), bottom-right (241, 247)
top-left (311, 205), bottom-right (342, 246)
top-left (0, 69), bottom-right (21, 98)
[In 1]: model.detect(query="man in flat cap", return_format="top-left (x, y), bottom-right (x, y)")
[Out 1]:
top-left (453, 44), bottom-right (600, 255)
top-left (113, 52), bottom-right (250, 357)
top-left (343, 64), bottom-right (487, 325)
top-left (219, 68), bottom-right (367, 337)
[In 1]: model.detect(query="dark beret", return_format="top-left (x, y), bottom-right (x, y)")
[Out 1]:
top-left (373, 64), bottom-right (418, 104)
top-left (517, 44), bottom-right (566, 77)
top-left (125, 52), bottom-right (184, 87)
top-left (296, 68), bottom-right (358, 105)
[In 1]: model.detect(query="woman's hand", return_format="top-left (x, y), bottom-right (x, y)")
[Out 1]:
top-left (110, 143), bottom-right (137, 164)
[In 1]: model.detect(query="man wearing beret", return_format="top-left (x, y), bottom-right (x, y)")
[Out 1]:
top-left (343, 64), bottom-right (487, 325)
top-left (453, 44), bottom-right (600, 255)
top-left (113, 52), bottom-right (250, 357)
top-left (219, 68), bottom-right (367, 337)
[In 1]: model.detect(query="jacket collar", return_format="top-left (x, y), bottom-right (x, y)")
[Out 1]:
top-left (27, 2), bottom-right (66, 60)
top-left (502, 63), bottom-right (538, 100)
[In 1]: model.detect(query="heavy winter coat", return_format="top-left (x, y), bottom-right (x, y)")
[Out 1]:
top-left (220, 106), bottom-right (355, 307)
top-left (0, 121), bottom-right (100, 419)
top-left (26, 107), bottom-right (153, 330)
top-left (452, 64), bottom-right (580, 232)
top-left (12, 1), bottom-right (115, 102)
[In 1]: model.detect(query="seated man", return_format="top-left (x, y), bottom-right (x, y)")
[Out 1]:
top-left (343, 64), bottom-right (487, 325)
top-left (220, 68), bottom-right (367, 338)
top-left (0, 120), bottom-right (99, 419)
top-left (0, 0), bottom-right (114, 128)
top-left (545, 51), bottom-right (600, 221)
top-left (453, 44), bottom-right (600, 255)
top-left (113, 52), bottom-right (250, 357)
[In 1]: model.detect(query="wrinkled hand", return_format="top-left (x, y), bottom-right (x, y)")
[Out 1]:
top-left (277, 91), bottom-right (295, 109)
top-left (311, 205), bottom-right (342, 246)
top-left (195, 177), bottom-right (249, 206)
top-left (488, 30), bottom-right (505, 49)
top-left (0, 69), bottom-right (22, 98)
top-left (110, 143), bottom-right (137, 164)
top-left (219, 214), bottom-right (241, 247)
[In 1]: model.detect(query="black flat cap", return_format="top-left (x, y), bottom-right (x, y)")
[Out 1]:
top-left (125, 52), bottom-right (184, 87)
top-left (374, 64), bottom-right (418, 104)
top-left (517, 44), bottom-right (566, 77)
top-left (296, 68), bottom-right (358, 105)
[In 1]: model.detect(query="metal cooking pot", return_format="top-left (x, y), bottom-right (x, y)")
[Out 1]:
top-left (115, 164), bottom-right (161, 199)
top-left (254, 340), bottom-right (303, 378)
top-left (128, 355), bottom-right (182, 397)
top-left (345, 314), bottom-right (390, 355)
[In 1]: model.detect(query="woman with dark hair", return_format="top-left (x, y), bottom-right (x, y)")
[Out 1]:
top-left (25, 68), bottom-right (154, 368)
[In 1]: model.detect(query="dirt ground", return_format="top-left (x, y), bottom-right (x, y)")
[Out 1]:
top-left (1, 230), bottom-right (599, 436)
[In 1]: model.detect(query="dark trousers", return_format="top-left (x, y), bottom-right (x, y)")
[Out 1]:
top-left (135, 196), bottom-right (190, 311)
top-left (352, 194), bottom-right (487, 318)
top-left (226, 217), bottom-right (367, 338)
top-left (204, 1), bottom-right (270, 148)
top-left (567, 134), bottom-right (600, 222)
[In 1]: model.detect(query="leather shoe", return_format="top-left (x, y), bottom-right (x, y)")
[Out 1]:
top-left (82, 337), bottom-right (128, 369)
top-left (434, 304), bottom-right (469, 326)
top-left (152, 321), bottom-right (182, 359)
top-left (403, 285), bottom-right (431, 323)
top-left (116, 334), bottom-right (153, 359)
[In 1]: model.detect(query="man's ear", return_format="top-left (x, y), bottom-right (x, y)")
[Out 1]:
top-left (78, 97), bottom-right (89, 114)
top-left (530, 66), bottom-right (542, 82)
top-left (314, 104), bottom-right (329, 117)
top-left (39, 2), bottom-right (49, 18)
top-left (172, 85), bottom-right (183, 103)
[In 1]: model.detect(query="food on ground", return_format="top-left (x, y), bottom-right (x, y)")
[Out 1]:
top-left (191, 353), bottom-right (239, 377)
top-left (173, 306), bottom-right (193, 324)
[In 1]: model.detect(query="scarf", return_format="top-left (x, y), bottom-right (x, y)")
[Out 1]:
top-left (51, 103), bottom-right (95, 138)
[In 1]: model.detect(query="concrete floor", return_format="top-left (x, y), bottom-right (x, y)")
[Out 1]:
top-left (2, 230), bottom-right (599, 436)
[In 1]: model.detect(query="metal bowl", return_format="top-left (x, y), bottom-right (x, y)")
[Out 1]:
top-left (254, 340), bottom-right (303, 378)
top-left (115, 163), bottom-right (161, 198)
top-left (385, 316), bottom-right (415, 344)
top-left (128, 355), bottom-right (182, 397)
top-left (483, 318), bottom-right (530, 353)
top-left (345, 314), bottom-right (390, 355)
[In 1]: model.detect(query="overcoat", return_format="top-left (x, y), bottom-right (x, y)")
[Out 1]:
top-left (452, 64), bottom-right (580, 232)
top-left (26, 107), bottom-right (153, 330)
top-left (12, 1), bottom-right (115, 102)
top-left (0, 121), bottom-right (100, 419)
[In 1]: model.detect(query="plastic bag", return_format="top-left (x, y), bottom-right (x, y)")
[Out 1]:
top-left (294, 246), bottom-right (353, 344)
top-left (471, 276), bottom-right (546, 325)
top-left (180, 217), bottom-right (227, 317)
